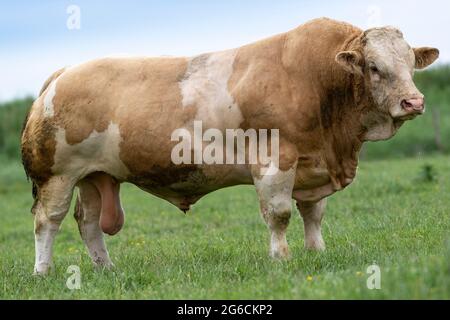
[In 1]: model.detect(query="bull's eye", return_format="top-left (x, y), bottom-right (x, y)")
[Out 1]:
top-left (370, 65), bottom-right (379, 73)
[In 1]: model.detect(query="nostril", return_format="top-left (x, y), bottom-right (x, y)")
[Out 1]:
top-left (401, 100), bottom-right (413, 110)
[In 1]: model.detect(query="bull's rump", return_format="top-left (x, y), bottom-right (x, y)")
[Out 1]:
top-left (22, 57), bottom-right (182, 180)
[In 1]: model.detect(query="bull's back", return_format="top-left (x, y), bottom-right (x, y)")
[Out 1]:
top-left (53, 57), bottom-right (188, 143)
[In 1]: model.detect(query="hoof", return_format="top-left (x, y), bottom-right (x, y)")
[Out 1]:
top-left (33, 264), bottom-right (51, 276)
top-left (270, 248), bottom-right (291, 260)
top-left (93, 261), bottom-right (115, 271)
top-left (305, 240), bottom-right (326, 251)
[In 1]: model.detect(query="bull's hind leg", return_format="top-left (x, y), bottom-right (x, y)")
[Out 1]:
top-left (253, 166), bottom-right (296, 259)
top-left (297, 199), bottom-right (327, 251)
top-left (74, 180), bottom-right (113, 268)
top-left (33, 176), bottom-right (76, 275)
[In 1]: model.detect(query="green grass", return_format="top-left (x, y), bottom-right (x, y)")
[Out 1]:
top-left (1, 155), bottom-right (450, 299)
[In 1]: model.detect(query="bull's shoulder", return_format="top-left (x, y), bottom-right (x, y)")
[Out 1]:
top-left (300, 17), bottom-right (362, 35)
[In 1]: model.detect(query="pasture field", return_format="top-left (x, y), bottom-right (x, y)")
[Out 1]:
top-left (0, 155), bottom-right (449, 299)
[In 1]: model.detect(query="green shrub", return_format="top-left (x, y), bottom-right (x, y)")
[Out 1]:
top-left (0, 96), bottom-right (34, 160)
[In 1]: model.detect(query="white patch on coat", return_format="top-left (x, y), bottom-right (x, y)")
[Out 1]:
top-left (34, 175), bottom-right (76, 275)
top-left (34, 214), bottom-right (60, 275)
top-left (363, 27), bottom-right (421, 121)
top-left (52, 122), bottom-right (129, 180)
top-left (43, 78), bottom-right (58, 117)
top-left (254, 165), bottom-right (296, 214)
top-left (179, 50), bottom-right (244, 130)
top-left (298, 199), bottom-right (327, 251)
top-left (253, 164), bottom-right (297, 258)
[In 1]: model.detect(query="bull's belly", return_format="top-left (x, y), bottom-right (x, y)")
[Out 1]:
top-left (126, 164), bottom-right (253, 211)
top-left (128, 162), bottom-right (336, 209)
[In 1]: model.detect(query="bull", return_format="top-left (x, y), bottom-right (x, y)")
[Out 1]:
top-left (21, 18), bottom-right (439, 275)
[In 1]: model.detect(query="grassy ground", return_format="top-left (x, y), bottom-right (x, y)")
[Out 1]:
top-left (0, 155), bottom-right (450, 299)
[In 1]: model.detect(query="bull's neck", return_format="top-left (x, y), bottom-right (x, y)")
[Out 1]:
top-left (318, 71), bottom-right (367, 189)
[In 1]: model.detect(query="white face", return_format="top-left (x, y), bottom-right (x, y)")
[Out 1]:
top-left (335, 27), bottom-right (439, 141)
top-left (363, 28), bottom-right (424, 121)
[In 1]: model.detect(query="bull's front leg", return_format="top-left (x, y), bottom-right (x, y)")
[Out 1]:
top-left (252, 163), bottom-right (297, 259)
top-left (296, 199), bottom-right (327, 251)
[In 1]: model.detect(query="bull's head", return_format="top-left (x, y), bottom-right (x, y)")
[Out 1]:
top-left (335, 27), bottom-right (439, 141)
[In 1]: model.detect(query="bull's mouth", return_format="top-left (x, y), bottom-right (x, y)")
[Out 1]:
top-left (390, 104), bottom-right (425, 122)
top-left (390, 107), bottom-right (421, 129)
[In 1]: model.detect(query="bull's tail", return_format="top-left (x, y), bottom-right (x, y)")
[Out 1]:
top-left (22, 119), bottom-right (39, 212)
top-left (38, 68), bottom-right (66, 96)
top-left (21, 67), bottom-right (66, 211)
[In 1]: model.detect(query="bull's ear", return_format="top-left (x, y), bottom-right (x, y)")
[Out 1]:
top-left (414, 47), bottom-right (439, 69)
top-left (335, 51), bottom-right (364, 76)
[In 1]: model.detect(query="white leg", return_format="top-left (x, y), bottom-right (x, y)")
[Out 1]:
top-left (253, 166), bottom-right (296, 259)
top-left (297, 198), bottom-right (327, 251)
top-left (74, 180), bottom-right (113, 268)
top-left (33, 176), bottom-right (75, 275)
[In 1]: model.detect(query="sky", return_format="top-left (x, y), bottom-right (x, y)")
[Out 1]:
top-left (0, 0), bottom-right (448, 102)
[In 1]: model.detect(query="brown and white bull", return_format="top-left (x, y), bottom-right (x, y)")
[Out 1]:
top-left (21, 18), bottom-right (439, 275)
